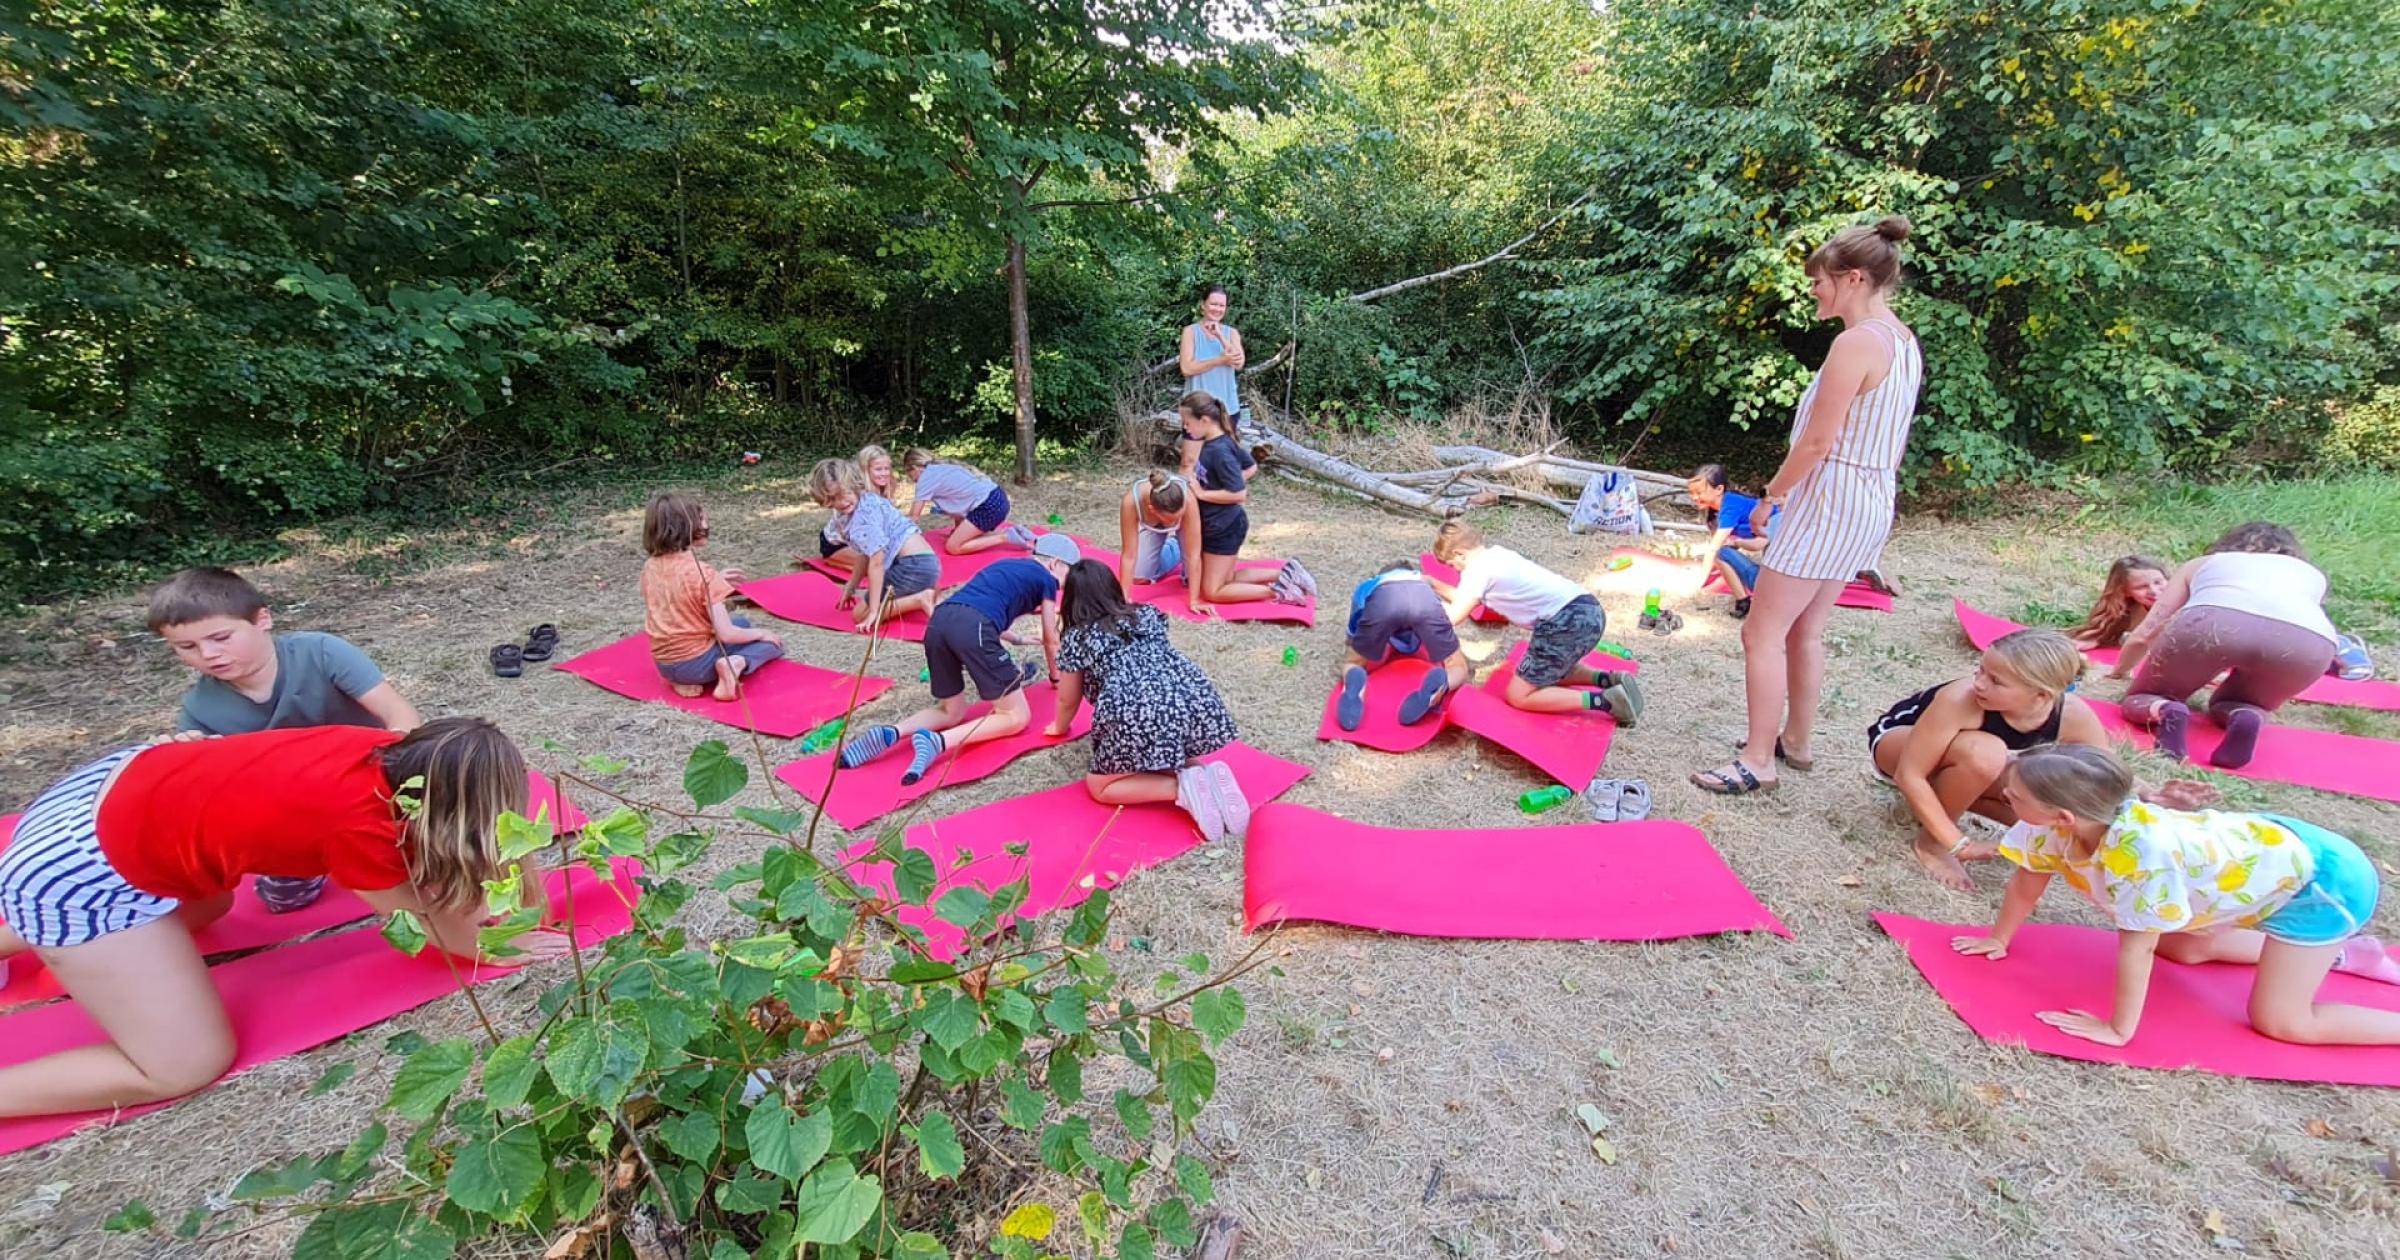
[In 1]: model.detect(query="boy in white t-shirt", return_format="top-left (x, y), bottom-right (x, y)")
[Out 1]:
top-left (1430, 521), bottom-right (1642, 723)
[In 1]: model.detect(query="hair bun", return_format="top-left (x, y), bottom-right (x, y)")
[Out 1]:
top-left (1874, 215), bottom-right (1913, 244)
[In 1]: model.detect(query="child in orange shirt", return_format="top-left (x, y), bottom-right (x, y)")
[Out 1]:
top-left (641, 491), bottom-right (784, 701)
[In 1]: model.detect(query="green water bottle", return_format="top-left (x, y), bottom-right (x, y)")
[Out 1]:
top-left (1518, 785), bottom-right (1573, 814)
top-left (1594, 639), bottom-right (1635, 660)
top-left (1605, 555), bottom-right (1633, 572)
top-left (1281, 646), bottom-right (1299, 667)
top-left (918, 667), bottom-right (931, 682)
top-left (1046, 512), bottom-right (1064, 526)
top-left (1643, 588), bottom-right (1663, 619)
top-left (798, 717), bottom-right (848, 756)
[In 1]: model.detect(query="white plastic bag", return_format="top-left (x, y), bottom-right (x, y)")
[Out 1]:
top-left (1570, 469), bottom-right (1648, 535)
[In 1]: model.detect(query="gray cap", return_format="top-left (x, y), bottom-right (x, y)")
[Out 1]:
top-left (1031, 533), bottom-right (1082, 566)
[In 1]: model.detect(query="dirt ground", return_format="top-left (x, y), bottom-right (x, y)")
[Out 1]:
top-left (2, 457), bottom-right (2396, 1260)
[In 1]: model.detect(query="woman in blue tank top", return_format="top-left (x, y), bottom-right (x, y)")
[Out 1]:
top-left (1179, 284), bottom-right (1244, 426)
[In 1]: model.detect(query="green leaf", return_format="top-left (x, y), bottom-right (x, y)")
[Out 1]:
top-left (380, 909), bottom-right (429, 956)
top-left (737, 805), bottom-right (814, 836)
top-left (893, 1232), bottom-right (950, 1260)
top-left (1175, 1153), bottom-right (1215, 1205)
top-left (1113, 1088), bottom-right (1153, 1143)
top-left (893, 848), bottom-right (939, 904)
top-left (387, 1039), bottom-right (475, 1123)
top-left (495, 808), bottom-right (555, 861)
top-left (1118, 1219), bottom-right (1157, 1260)
top-left (103, 1201), bottom-right (155, 1233)
top-left (1163, 1055), bottom-right (1217, 1124)
top-left (715, 1175), bottom-right (783, 1215)
top-left (932, 886), bottom-right (990, 928)
top-left (1079, 1189), bottom-right (1111, 1246)
top-left (1190, 990), bottom-right (1247, 1046)
top-left (1043, 988), bottom-right (1089, 1035)
top-left (657, 1109), bottom-right (721, 1164)
top-left (1149, 1197), bottom-right (1197, 1249)
top-left (1000, 1076), bottom-right (1046, 1131)
top-left (745, 1103), bottom-right (833, 1181)
top-left (683, 740), bottom-right (748, 809)
top-left (232, 1152), bottom-right (335, 1202)
top-left (309, 1061), bottom-right (359, 1097)
top-left (446, 1124), bottom-right (544, 1219)
top-left (907, 1110), bottom-right (965, 1180)
top-left (481, 1036), bottom-right (540, 1109)
top-left (1047, 1048), bottom-right (1085, 1105)
top-left (337, 1121), bottom-right (389, 1180)
top-left (916, 989), bottom-right (980, 1051)
top-left (791, 1162), bottom-right (883, 1245)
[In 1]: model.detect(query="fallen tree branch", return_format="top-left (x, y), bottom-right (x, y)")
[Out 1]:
top-left (1141, 338), bottom-right (1296, 382)
top-left (1342, 189), bottom-right (1594, 305)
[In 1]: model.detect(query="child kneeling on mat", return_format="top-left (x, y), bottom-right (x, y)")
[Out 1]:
top-left (901, 449), bottom-right (1035, 556)
top-left (1335, 559), bottom-right (1472, 730)
top-left (642, 491), bottom-right (783, 701)
top-left (1046, 561), bottom-right (1251, 840)
top-left (0, 721), bottom-right (574, 1117)
top-left (808, 458), bottom-right (942, 633)
top-left (1685, 463), bottom-right (1776, 617)
top-left (1429, 520), bottom-right (1642, 723)
top-left (2069, 554), bottom-right (2169, 650)
top-left (1118, 469), bottom-right (1207, 615)
top-left (1867, 628), bottom-right (2107, 890)
top-left (841, 533), bottom-right (1081, 786)
top-left (1178, 390), bottom-right (1314, 607)
top-left (1952, 742), bottom-right (2400, 1048)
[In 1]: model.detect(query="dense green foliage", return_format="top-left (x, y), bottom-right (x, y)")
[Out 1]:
top-left (5, 0), bottom-right (2396, 594)
top-left (114, 737), bottom-right (1251, 1259)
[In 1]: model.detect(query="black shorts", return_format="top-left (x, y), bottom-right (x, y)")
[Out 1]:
top-left (964, 486), bottom-right (1011, 533)
top-left (1519, 595), bottom-right (1606, 689)
top-left (1349, 581), bottom-right (1459, 662)
top-left (883, 552), bottom-right (939, 597)
top-left (924, 603), bottom-right (1020, 702)
top-left (1199, 506), bottom-right (1250, 557)
top-left (818, 532), bottom-right (845, 559)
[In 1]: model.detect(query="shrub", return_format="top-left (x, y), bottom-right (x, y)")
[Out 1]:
top-left (2328, 386), bottom-right (2400, 472)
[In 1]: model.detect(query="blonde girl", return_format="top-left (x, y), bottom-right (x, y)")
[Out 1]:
top-left (641, 491), bottom-right (783, 701)
top-left (1865, 629), bottom-right (2107, 889)
top-left (807, 458), bottom-right (942, 632)
top-left (856, 443), bottom-right (909, 510)
top-left (0, 720), bottom-right (570, 1117)
top-left (1696, 216), bottom-right (1920, 797)
top-left (900, 448), bottom-right (1034, 556)
top-left (1954, 743), bottom-right (2400, 1048)
top-left (1118, 469), bottom-right (1207, 616)
top-left (2069, 554), bottom-right (2170, 650)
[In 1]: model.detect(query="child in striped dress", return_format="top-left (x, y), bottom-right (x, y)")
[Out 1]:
top-left (1695, 216), bottom-right (1920, 796)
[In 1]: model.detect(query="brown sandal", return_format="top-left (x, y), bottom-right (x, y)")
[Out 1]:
top-left (1690, 762), bottom-right (1778, 796)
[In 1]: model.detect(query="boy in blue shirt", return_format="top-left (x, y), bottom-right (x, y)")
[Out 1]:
top-left (1686, 464), bottom-right (1776, 617)
top-left (146, 567), bottom-right (423, 911)
top-left (838, 534), bottom-right (1080, 786)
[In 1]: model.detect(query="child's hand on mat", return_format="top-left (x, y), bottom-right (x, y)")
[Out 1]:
top-left (1949, 935), bottom-right (2009, 961)
top-left (2037, 1008), bottom-right (2130, 1046)
top-left (2144, 779), bottom-right (2220, 810)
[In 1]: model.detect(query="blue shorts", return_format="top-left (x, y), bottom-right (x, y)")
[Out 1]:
top-left (2257, 815), bottom-right (2381, 947)
top-left (964, 486), bottom-right (1011, 533)
top-left (1715, 546), bottom-right (1761, 592)
top-left (656, 616), bottom-right (786, 687)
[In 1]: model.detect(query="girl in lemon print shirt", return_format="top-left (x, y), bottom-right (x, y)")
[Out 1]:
top-left (1951, 743), bottom-right (2400, 1048)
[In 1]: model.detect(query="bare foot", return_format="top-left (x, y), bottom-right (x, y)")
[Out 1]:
top-left (1956, 838), bottom-right (2001, 862)
top-left (1912, 833), bottom-right (1974, 891)
top-left (712, 656), bottom-right (745, 703)
top-left (671, 683), bottom-right (707, 699)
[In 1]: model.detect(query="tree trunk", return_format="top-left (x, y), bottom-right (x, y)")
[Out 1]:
top-left (1006, 233), bottom-right (1037, 484)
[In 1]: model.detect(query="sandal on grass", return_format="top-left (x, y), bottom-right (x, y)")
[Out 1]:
top-left (1690, 761), bottom-right (1776, 796)
top-left (1727, 735), bottom-right (1814, 771)
top-left (490, 643), bottom-right (524, 678)
top-left (522, 624), bottom-right (560, 662)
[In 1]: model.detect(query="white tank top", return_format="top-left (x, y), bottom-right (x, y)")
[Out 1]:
top-left (2185, 552), bottom-right (2337, 645)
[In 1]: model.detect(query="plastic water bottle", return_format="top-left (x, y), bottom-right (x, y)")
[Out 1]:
top-left (1643, 588), bottom-right (1663, 620)
top-left (798, 717), bottom-right (847, 756)
top-left (1594, 639), bottom-right (1635, 660)
top-left (1605, 555), bottom-right (1633, 572)
top-left (1518, 785), bottom-right (1573, 814)
top-left (1281, 646), bottom-right (1299, 667)
top-left (918, 668), bottom-right (930, 682)
top-left (1046, 512), bottom-right (1064, 526)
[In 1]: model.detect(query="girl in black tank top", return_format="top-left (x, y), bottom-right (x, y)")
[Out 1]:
top-left (1868, 681), bottom-right (2063, 753)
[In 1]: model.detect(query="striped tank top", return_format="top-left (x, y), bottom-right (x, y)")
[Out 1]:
top-left (1761, 317), bottom-right (1921, 581)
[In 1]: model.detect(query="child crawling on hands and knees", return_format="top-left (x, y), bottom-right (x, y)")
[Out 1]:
top-left (1429, 520), bottom-right (1642, 722)
top-left (1335, 559), bottom-right (1473, 730)
top-left (1952, 743), bottom-right (2400, 1048)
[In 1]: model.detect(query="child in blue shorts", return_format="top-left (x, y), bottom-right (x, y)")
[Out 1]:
top-left (1334, 560), bottom-right (1470, 730)
top-left (1953, 743), bottom-right (2400, 1048)
top-left (1686, 463), bottom-right (1775, 617)
top-left (902, 449), bottom-right (1036, 556)
top-left (145, 566), bottom-right (424, 913)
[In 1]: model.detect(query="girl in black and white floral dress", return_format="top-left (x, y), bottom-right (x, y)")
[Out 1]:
top-left (1044, 560), bottom-right (1250, 840)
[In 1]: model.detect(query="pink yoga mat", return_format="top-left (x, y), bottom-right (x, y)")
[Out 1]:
top-left (1243, 805), bottom-right (1789, 941)
top-left (2087, 699), bottom-right (2400, 804)
top-left (1315, 656), bottom-right (1452, 753)
top-left (1127, 564), bottom-right (1318, 626)
top-left (740, 570), bottom-right (934, 642)
top-left (0, 860), bottom-right (642, 1155)
top-left (837, 744), bottom-right (1309, 959)
top-left (553, 633), bottom-right (894, 738)
top-left (1877, 913), bottom-right (2400, 1087)
top-left (0, 772), bottom-right (586, 1008)
top-left (1445, 642), bottom-right (1634, 790)
top-left (1416, 554), bottom-right (1507, 624)
top-left (774, 683), bottom-right (1093, 830)
top-left (1955, 600), bottom-right (2400, 712)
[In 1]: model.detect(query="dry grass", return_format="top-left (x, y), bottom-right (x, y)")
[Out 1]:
top-left (2, 462), bottom-right (2398, 1260)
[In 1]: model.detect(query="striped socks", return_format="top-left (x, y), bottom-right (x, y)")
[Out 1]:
top-left (900, 729), bottom-right (946, 786)
top-left (837, 725), bottom-right (901, 769)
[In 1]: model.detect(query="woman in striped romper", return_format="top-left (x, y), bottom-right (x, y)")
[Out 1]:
top-left (1694, 216), bottom-right (1921, 796)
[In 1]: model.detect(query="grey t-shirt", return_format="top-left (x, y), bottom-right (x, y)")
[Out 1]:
top-left (177, 631), bottom-right (387, 734)
top-left (913, 463), bottom-right (996, 516)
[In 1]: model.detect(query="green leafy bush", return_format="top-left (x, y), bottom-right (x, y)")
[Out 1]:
top-left (2328, 386), bottom-right (2400, 472)
top-left (117, 738), bottom-right (1251, 1259)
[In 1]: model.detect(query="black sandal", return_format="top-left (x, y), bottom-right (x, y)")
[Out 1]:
top-left (490, 643), bottom-right (524, 678)
top-left (522, 624), bottom-right (560, 662)
top-left (1690, 761), bottom-right (1777, 795)
top-left (1726, 736), bottom-right (1815, 771)
top-left (1854, 568), bottom-right (1898, 596)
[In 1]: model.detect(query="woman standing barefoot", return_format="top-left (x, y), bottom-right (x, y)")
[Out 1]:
top-left (1693, 216), bottom-right (1921, 796)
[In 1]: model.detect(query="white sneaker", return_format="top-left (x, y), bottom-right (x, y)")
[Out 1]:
top-left (1280, 559), bottom-right (1318, 599)
top-left (1177, 766), bottom-right (1227, 842)
top-left (1005, 523), bottom-right (1038, 547)
top-left (1205, 761), bottom-right (1252, 839)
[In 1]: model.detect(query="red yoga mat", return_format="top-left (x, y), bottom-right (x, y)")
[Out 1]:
top-left (2087, 698), bottom-right (2400, 804)
top-left (1127, 564), bottom-right (1318, 626)
top-left (1243, 805), bottom-right (1789, 941)
top-left (0, 772), bottom-right (586, 1008)
top-left (1415, 554), bottom-right (1507, 624)
top-left (836, 743), bottom-right (1310, 959)
top-left (552, 633), bottom-right (894, 739)
top-left (1315, 655), bottom-right (1452, 753)
top-left (774, 683), bottom-right (1094, 831)
top-left (1445, 642), bottom-right (1635, 790)
top-left (1955, 600), bottom-right (2400, 712)
top-left (0, 860), bottom-right (643, 1156)
top-left (1876, 913), bottom-right (2400, 1087)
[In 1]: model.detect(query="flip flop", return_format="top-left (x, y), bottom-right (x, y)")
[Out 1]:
top-left (490, 643), bottom-right (524, 678)
top-left (1644, 608), bottom-right (1684, 637)
top-left (521, 624), bottom-right (560, 662)
top-left (1853, 568), bottom-right (1898, 595)
top-left (1615, 780), bottom-right (1653, 822)
top-left (1727, 736), bottom-right (1814, 771)
top-left (1690, 762), bottom-right (1776, 796)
